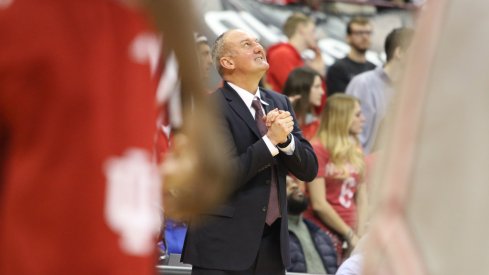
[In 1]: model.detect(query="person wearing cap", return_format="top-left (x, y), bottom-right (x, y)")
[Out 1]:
top-left (195, 33), bottom-right (213, 87)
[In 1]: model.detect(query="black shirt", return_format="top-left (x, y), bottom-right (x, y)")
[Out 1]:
top-left (326, 56), bottom-right (376, 96)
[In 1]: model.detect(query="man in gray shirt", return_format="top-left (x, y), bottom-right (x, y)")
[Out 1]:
top-left (346, 27), bottom-right (414, 153)
top-left (286, 177), bottom-right (337, 274)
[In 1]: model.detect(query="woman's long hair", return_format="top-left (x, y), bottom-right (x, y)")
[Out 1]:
top-left (283, 67), bottom-right (322, 125)
top-left (316, 94), bottom-right (365, 178)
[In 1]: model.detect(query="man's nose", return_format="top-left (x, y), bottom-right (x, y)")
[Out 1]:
top-left (253, 43), bottom-right (265, 53)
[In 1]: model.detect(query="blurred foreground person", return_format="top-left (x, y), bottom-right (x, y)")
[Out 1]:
top-left (158, 31), bottom-right (219, 257)
top-left (364, 1), bottom-right (489, 275)
top-left (182, 29), bottom-right (318, 275)
top-left (0, 1), bottom-right (158, 274)
top-left (0, 1), bottom-right (229, 274)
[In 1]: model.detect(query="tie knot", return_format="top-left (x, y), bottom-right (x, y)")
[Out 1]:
top-left (251, 97), bottom-right (262, 112)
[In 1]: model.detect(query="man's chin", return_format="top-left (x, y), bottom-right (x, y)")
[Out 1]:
top-left (256, 63), bottom-right (269, 73)
top-left (355, 48), bottom-right (368, 54)
top-left (258, 62), bottom-right (269, 69)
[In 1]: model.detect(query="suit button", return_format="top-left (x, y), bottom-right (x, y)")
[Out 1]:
top-left (265, 180), bottom-right (271, 185)
top-left (262, 206), bottom-right (267, 212)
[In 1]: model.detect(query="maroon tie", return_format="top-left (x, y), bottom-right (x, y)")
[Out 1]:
top-left (251, 97), bottom-right (280, 225)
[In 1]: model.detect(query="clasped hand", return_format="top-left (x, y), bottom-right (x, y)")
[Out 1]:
top-left (263, 108), bottom-right (294, 145)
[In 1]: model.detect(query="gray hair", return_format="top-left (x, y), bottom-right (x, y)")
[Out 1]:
top-left (211, 31), bottom-right (231, 76)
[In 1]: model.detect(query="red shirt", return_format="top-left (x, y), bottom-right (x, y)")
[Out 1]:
top-left (301, 120), bottom-right (320, 141)
top-left (304, 142), bottom-right (361, 230)
top-left (0, 1), bottom-right (159, 274)
top-left (266, 42), bottom-right (304, 93)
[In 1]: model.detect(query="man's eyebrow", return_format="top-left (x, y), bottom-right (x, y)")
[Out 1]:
top-left (239, 38), bottom-right (260, 43)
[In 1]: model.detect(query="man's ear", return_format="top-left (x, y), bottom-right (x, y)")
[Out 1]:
top-left (220, 57), bottom-right (235, 70)
top-left (296, 23), bottom-right (305, 36)
top-left (394, 47), bottom-right (404, 60)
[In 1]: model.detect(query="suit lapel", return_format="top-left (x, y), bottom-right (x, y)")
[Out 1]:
top-left (222, 82), bottom-right (262, 138)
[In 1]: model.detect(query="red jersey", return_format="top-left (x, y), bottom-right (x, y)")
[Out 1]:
top-left (266, 42), bottom-right (304, 93)
top-left (301, 120), bottom-right (320, 141)
top-left (304, 142), bottom-right (361, 230)
top-left (0, 1), bottom-right (160, 274)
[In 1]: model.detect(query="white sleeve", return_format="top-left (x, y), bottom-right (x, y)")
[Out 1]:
top-left (336, 253), bottom-right (364, 275)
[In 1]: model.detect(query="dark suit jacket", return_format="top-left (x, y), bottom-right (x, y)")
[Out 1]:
top-left (181, 82), bottom-right (318, 271)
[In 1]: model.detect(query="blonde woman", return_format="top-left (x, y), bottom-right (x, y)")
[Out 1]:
top-left (303, 94), bottom-right (367, 263)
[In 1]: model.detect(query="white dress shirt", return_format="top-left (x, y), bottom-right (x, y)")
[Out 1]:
top-left (228, 82), bottom-right (295, 156)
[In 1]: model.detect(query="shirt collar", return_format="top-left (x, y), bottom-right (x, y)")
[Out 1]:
top-left (287, 214), bottom-right (302, 226)
top-left (378, 66), bottom-right (392, 83)
top-left (227, 82), bottom-right (269, 108)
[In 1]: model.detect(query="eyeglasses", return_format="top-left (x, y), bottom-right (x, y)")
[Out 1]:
top-left (350, 30), bottom-right (373, 36)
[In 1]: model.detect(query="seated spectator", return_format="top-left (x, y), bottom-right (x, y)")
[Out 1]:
top-left (303, 94), bottom-right (368, 264)
top-left (283, 67), bottom-right (325, 140)
top-left (286, 176), bottom-right (338, 274)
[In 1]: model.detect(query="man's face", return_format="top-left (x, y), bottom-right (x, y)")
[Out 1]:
top-left (286, 176), bottom-right (308, 215)
top-left (347, 23), bottom-right (373, 53)
top-left (300, 21), bottom-right (318, 49)
top-left (223, 30), bottom-right (269, 75)
top-left (197, 42), bottom-right (213, 81)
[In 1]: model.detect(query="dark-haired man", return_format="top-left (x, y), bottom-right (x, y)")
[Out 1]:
top-left (346, 27), bottom-right (414, 153)
top-left (286, 177), bottom-right (337, 274)
top-left (327, 17), bottom-right (376, 95)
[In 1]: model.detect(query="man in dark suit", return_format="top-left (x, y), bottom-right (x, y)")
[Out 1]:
top-left (181, 29), bottom-right (318, 275)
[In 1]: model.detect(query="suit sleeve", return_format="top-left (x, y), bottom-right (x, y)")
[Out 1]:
top-left (213, 93), bottom-right (279, 191)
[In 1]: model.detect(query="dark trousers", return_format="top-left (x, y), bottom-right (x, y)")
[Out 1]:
top-left (191, 220), bottom-right (285, 275)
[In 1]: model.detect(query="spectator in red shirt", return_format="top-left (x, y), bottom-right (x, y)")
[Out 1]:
top-left (303, 94), bottom-right (368, 264)
top-left (266, 12), bottom-right (325, 93)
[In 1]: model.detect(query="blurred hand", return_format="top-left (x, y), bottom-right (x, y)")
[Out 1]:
top-left (160, 115), bottom-right (232, 221)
